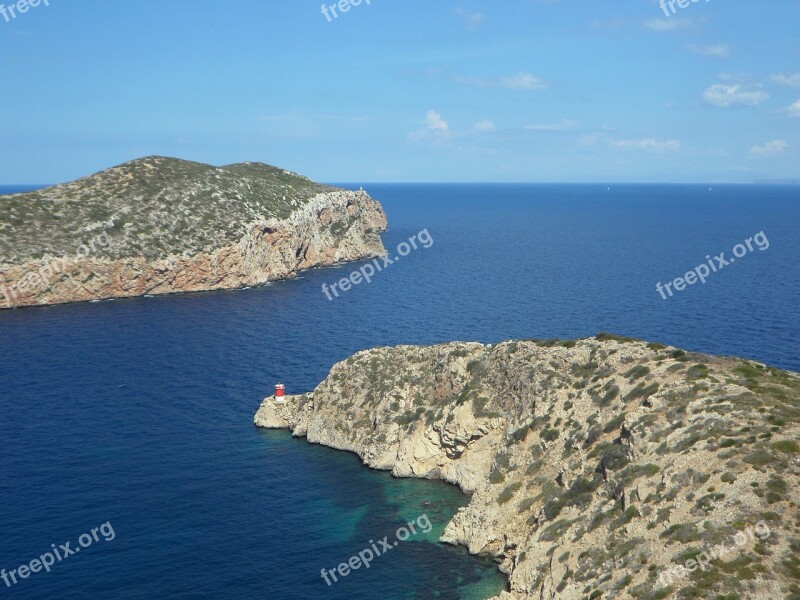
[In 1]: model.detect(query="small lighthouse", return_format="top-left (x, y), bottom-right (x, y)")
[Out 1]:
top-left (274, 383), bottom-right (286, 403)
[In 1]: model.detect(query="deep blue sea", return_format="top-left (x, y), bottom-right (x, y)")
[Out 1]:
top-left (1, 184), bottom-right (798, 599)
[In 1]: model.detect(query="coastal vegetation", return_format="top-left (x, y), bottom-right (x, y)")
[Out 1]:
top-left (0, 156), bottom-right (387, 308)
top-left (256, 335), bottom-right (800, 599)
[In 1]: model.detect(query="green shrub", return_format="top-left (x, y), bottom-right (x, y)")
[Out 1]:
top-left (613, 506), bottom-right (640, 527)
top-left (686, 364), bottom-right (710, 380)
top-left (571, 361), bottom-right (598, 378)
top-left (624, 365), bottom-right (651, 380)
top-left (595, 384), bottom-right (619, 407)
top-left (695, 492), bottom-right (725, 514)
top-left (542, 428), bottom-right (561, 442)
top-left (622, 463), bottom-right (660, 483)
top-left (733, 364), bottom-right (761, 378)
top-left (660, 523), bottom-right (701, 543)
top-left (772, 440), bottom-right (799, 453)
top-left (603, 413), bottom-right (626, 433)
top-left (615, 573), bottom-right (633, 590)
top-left (498, 482), bottom-right (523, 504)
top-left (596, 333), bottom-right (638, 343)
top-left (744, 450), bottom-right (773, 467)
top-left (624, 382), bottom-right (659, 402)
top-left (767, 477), bottom-right (787, 493)
top-left (540, 518), bottom-right (576, 542)
top-left (583, 425), bottom-right (602, 449)
top-left (394, 412), bottom-right (418, 425)
top-left (473, 396), bottom-right (502, 418)
top-left (488, 470), bottom-right (506, 485)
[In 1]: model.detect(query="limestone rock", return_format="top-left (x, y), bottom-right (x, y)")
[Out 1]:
top-left (0, 157), bottom-right (387, 308)
top-left (254, 337), bottom-right (800, 599)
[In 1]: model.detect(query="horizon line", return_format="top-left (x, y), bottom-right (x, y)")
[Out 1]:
top-left (2, 181), bottom-right (799, 190)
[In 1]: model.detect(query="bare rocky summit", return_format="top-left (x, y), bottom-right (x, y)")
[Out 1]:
top-left (255, 335), bottom-right (800, 600)
top-left (0, 156), bottom-right (387, 308)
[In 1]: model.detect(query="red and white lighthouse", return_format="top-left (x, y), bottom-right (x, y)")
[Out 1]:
top-left (274, 383), bottom-right (286, 403)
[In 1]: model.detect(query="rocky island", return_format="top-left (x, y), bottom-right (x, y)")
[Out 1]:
top-left (255, 335), bottom-right (800, 600)
top-left (0, 157), bottom-right (387, 308)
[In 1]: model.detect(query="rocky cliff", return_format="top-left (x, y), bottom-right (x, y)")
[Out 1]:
top-left (0, 156), bottom-right (387, 308)
top-left (255, 335), bottom-right (800, 600)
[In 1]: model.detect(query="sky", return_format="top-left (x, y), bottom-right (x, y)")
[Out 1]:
top-left (1, 0), bottom-right (799, 183)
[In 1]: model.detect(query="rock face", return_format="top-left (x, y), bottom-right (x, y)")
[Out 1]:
top-left (255, 335), bottom-right (800, 600)
top-left (0, 157), bottom-right (387, 308)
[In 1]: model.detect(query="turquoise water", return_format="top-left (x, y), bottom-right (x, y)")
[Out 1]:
top-left (1, 183), bottom-right (798, 598)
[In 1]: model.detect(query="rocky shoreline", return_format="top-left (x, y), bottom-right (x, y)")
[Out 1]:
top-left (255, 336), bottom-right (800, 600)
top-left (0, 158), bottom-right (388, 309)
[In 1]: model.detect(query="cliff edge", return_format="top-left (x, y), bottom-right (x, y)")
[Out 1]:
top-left (0, 156), bottom-right (387, 308)
top-left (255, 335), bottom-right (800, 600)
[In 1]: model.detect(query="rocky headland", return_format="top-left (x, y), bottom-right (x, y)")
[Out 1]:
top-left (0, 156), bottom-right (387, 308)
top-left (255, 335), bottom-right (800, 600)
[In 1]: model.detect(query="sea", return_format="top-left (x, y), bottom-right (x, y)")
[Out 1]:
top-left (0, 184), bottom-right (798, 599)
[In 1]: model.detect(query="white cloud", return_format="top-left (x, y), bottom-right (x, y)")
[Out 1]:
top-left (499, 73), bottom-right (548, 90)
top-left (455, 8), bottom-right (486, 30)
top-left (425, 109), bottom-right (449, 132)
top-left (473, 119), bottom-right (496, 132)
top-left (643, 18), bottom-right (693, 32)
top-left (687, 43), bottom-right (730, 58)
top-left (524, 119), bottom-right (578, 131)
top-left (409, 110), bottom-right (451, 142)
top-left (773, 73), bottom-right (800, 87)
top-left (612, 138), bottom-right (681, 151)
top-left (702, 84), bottom-right (769, 108)
top-left (749, 140), bottom-right (788, 156)
top-left (455, 72), bottom-right (547, 91)
top-left (786, 99), bottom-right (800, 117)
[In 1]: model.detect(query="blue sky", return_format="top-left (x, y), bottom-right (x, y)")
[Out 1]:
top-left (1, 0), bottom-right (799, 183)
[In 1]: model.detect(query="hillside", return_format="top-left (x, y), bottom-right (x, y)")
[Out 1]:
top-left (0, 156), bottom-right (342, 262)
top-left (255, 335), bottom-right (800, 600)
top-left (0, 157), bottom-right (387, 308)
